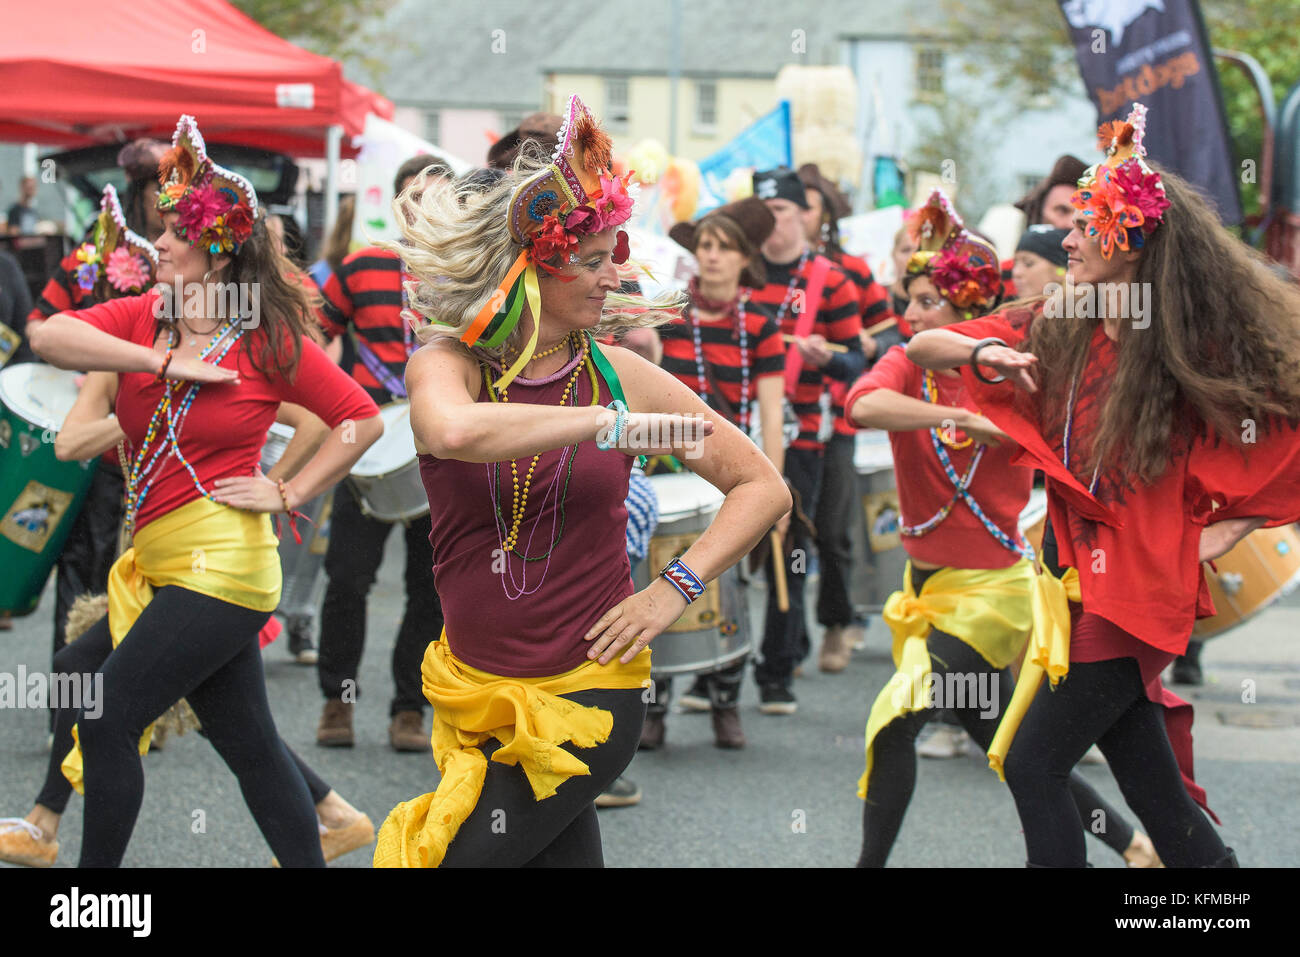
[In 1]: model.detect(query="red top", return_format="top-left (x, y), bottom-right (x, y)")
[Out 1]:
top-left (845, 345), bottom-right (1031, 569)
top-left (749, 253), bottom-right (862, 449)
top-left (71, 292), bottom-right (379, 532)
top-left (659, 297), bottom-right (784, 429)
top-left (949, 306), bottom-right (1300, 656)
top-left (317, 246), bottom-right (411, 403)
top-left (419, 347), bottom-right (635, 677)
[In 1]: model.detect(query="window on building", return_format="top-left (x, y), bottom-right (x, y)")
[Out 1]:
top-left (425, 110), bottom-right (441, 146)
top-left (915, 46), bottom-right (945, 98)
top-left (695, 81), bottom-right (717, 133)
top-left (606, 78), bottom-right (630, 132)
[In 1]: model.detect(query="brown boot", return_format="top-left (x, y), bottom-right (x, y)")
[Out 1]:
top-left (639, 712), bottom-right (666, 750)
top-left (819, 626), bottom-right (851, 673)
top-left (388, 710), bottom-right (427, 752)
top-left (316, 700), bottom-right (354, 748)
top-left (711, 706), bottom-right (746, 749)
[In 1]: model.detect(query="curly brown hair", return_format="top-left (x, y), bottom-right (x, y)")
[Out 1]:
top-left (1022, 165), bottom-right (1300, 484)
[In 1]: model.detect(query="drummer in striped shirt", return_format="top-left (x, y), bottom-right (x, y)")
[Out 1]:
top-left (312, 155), bottom-right (451, 753)
top-left (748, 166), bottom-right (864, 714)
top-left (645, 197), bottom-right (787, 748)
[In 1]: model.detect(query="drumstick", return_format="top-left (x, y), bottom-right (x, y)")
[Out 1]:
top-left (770, 530), bottom-right (789, 613)
top-left (862, 317), bottom-right (898, 337)
top-left (782, 334), bottom-right (848, 353)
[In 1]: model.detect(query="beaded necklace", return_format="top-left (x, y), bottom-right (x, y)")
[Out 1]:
top-left (922, 369), bottom-right (974, 449)
top-left (771, 247), bottom-right (811, 326)
top-left (122, 319), bottom-right (244, 538)
top-left (688, 292), bottom-right (752, 430)
top-left (900, 372), bottom-right (1032, 559)
top-left (482, 335), bottom-right (600, 599)
top-left (1063, 373), bottom-right (1101, 494)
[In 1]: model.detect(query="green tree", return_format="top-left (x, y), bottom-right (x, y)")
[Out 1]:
top-left (232, 0), bottom-right (402, 87)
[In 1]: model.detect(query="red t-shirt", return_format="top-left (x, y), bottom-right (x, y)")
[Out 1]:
top-left (949, 306), bottom-right (1300, 655)
top-left (71, 292), bottom-right (379, 532)
top-left (845, 345), bottom-right (1031, 569)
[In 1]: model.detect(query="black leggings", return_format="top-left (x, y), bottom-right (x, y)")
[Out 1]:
top-left (858, 626), bottom-right (1135, 867)
top-left (65, 586), bottom-right (324, 867)
top-left (1003, 653), bottom-right (1227, 867)
top-left (440, 687), bottom-right (646, 867)
top-left (36, 618), bottom-right (330, 813)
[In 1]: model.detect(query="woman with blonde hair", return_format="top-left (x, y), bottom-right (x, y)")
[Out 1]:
top-left (373, 95), bottom-right (789, 867)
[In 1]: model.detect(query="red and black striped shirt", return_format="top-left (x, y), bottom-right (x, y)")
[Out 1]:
top-left (28, 249), bottom-right (95, 324)
top-left (749, 252), bottom-right (862, 450)
top-left (318, 246), bottom-right (412, 403)
top-left (828, 250), bottom-right (892, 437)
top-left (659, 295), bottom-right (784, 429)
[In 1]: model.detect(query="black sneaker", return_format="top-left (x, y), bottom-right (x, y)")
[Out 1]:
top-left (287, 616), bottom-right (318, 666)
top-left (758, 684), bottom-right (797, 715)
top-left (594, 776), bottom-right (642, 808)
top-left (678, 677), bottom-right (711, 713)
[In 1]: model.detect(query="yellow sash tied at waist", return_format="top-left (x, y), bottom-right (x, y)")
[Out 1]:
top-left (373, 635), bottom-right (652, 868)
top-left (858, 559), bottom-right (1035, 801)
top-left (61, 496), bottom-right (281, 794)
top-left (987, 566), bottom-right (1079, 780)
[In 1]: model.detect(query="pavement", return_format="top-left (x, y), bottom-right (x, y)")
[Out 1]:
top-left (1, 531), bottom-right (1296, 868)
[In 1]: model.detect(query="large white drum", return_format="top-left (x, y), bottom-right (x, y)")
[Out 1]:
top-left (347, 402), bottom-right (429, 523)
top-left (634, 472), bottom-right (752, 677)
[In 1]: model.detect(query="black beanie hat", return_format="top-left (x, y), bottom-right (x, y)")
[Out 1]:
top-left (1015, 225), bottom-right (1070, 269)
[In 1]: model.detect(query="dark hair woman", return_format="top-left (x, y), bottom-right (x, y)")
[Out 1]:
top-left (906, 104), bottom-right (1300, 867)
top-left (25, 115), bottom-right (383, 867)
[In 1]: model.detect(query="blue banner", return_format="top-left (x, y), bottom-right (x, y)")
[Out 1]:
top-left (696, 101), bottom-right (792, 212)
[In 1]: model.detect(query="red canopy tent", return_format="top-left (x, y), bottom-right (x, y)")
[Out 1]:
top-left (0, 0), bottom-right (393, 157)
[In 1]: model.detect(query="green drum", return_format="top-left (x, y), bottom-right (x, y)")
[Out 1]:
top-left (0, 363), bottom-right (99, 616)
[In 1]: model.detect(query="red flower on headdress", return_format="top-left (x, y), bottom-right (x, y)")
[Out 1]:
top-left (1071, 166), bottom-right (1144, 259)
top-left (530, 214), bottom-right (579, 262)
top-left (594, 172), bottom-right (634, 228)
top-left (1110, 160), bottom-right (1169, 233)
top-left (563, 204), bottom-right (605, 235)
top-left (175, 183), bottom-right (228, 237)
top-left (224, 204), bottom-right (254, 245)
top-left (928, 247), bottom-right (999, 309)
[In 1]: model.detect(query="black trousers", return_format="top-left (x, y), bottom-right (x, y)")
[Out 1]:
top-left (36, 619), bottom-right (330, 815)
top-left (317, 482), bottom-right (443, 715)
top-left (815, 432), bottom-right (857, 628)
top-left (440, 688), bottom-right (645, 867)
top-left (857, 624), bottom-right (1135, 867)
top-left (52, 465), bottom-right (124, 662)
top-left (72, 586), bottom-right (323, 867)
top-left (1003, 652), bottom-right (1227, 867)
top-left (755, 446), bottom-right (823, 688)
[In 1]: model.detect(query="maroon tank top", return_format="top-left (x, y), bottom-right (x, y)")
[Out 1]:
top-left (419, 350), bottom-right (634, 677)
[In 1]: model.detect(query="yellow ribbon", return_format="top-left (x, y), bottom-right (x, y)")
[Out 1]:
top-left (373, 634), bottom-right (651, 868)
top-left (493, 263), bottom-right (543, 392)
top-left (987, 567), bottom-right (1079, 780)
top-left (61, 497), bottom-right (281, 794)
top-left (859, 560), bottom-right (1035, 800)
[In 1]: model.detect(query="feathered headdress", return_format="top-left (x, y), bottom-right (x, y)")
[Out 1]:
top-left (72, 184), bottom-right (159, 296)
top-left (1070, 102), bottom-right (1170, 260)
top-left (460, 94), bottom-right (636, 389)
top-left (155, 115), bottom-right (260, 256)
top-left (905, 189), bottom-right (1001, 318)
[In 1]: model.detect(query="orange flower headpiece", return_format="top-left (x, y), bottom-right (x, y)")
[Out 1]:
top-left (459, 94), bottom-right (636, 389)
top-left (155, 115), bottom-right (260, 256)
top-left (72, 184), bottom-right (159, 296)
top-left (905, 189), bottom-right (1001, 318)
top-left (1071, 102), bottom-right (1170, 260)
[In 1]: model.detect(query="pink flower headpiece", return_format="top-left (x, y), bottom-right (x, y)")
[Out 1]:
top-left (1071, 102), bottom-right (1170, 259)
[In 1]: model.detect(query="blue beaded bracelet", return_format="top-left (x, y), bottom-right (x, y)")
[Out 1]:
top-left (660, 557), bottom-right (705, 603)
top-left (597, 399), bottom-right (628, 451)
